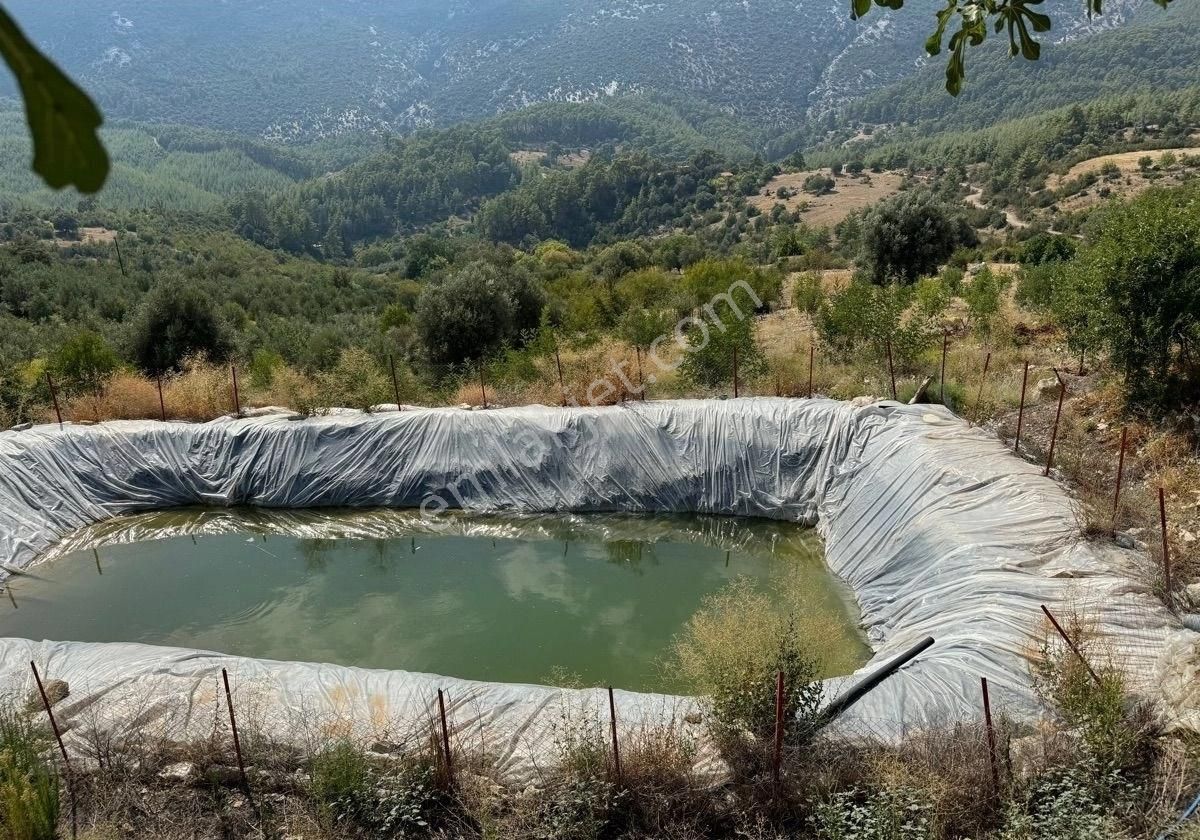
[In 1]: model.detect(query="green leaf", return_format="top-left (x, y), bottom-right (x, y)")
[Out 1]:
top-left (926, 0), bottom-right (959, 56)
top-left (851, 0), bottom-right (873, 20)
top-left (0, 7), bottom-right (109, 193)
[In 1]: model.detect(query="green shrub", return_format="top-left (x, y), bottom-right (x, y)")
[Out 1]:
top-left (998, 758), bottom-right (1134, 840)
top-left (317, 348), bottom-right (392, 411)
top-left (248, 348), bottom-right (283, 390)
top-left (964, 267), bottom-right (1003, 335)
top-left (671, 578), bottom-right (822, 746)
top-left (811, 786), bottom-right (935, 840)
top-left (309, 740), bottom-right (371, 822)
top-left (792, 272), bottom-right (826, 314)
top-left (129, 281), bottom-right (233, 375)
top-left (1015, 263), bottom-right (1061, 311)
top-left (50, 330), bottom-right (119, 395)
top-left (859, 189), bottom-right (975, 284)
top-left (1031, 616), bottom-right (1145, 772)
top-left (0, 709), bottom-right (59, 840)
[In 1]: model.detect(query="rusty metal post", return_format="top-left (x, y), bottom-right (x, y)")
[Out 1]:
top-left (1040, 605), bottom-right (1100, 686)
top-left (555, 346), bottom-right (568, 406)
top-left (940, 331), bottom-right (948, 405)
top-left (1112, 427), bottom-right (1129, 524)
top-left (156, 376), bottom-right (166, 422)
top-left (389, 355), bottom-right (401, 407)
top-left (31, 662), bottom-right (71, 771)
top-left (807, 342), bottom-right (815, 398)
top-left (981, 677), bottom-right (1000, 792)
top-left (635, 346), bottom-right (646, 401)
top-left (1014, 361), bottom-right (1029, 452)
top-left (478, 365), bottom-right (488, 409)
top-left (607, 686), bottom-right (623, 786)
top-left (732, 344), bottom-right (740, 398)
top-left (1044, 369), bottom-right (1066, 477)
top-left (772, 670), bottom-right (785, 787)
top-left (32, 661), bottom-right (76, 838)
top-left (974, 351), bottom-right (992, 421)
top-left (1159, 487), bottom-right (1173, 597)
top-left (230, 365), bottom-right (241, 417)
top-left (437, 688), bottom-right (455, 788)
top-left (46, 371), bottom-right (63, 426)
top-left (221, 668), bottom-right (251, 795)
top-left (885, 338), bottom-right (897, 401)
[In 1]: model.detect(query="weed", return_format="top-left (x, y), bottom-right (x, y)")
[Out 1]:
top-left (0, 709), bottom-right (60, 840)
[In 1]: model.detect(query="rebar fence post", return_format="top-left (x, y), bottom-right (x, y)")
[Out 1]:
top-left (221, 668), bottom-right (252, 801)
top-left (1014, 361), bottom-right (1029, 453)
top-left (940, 331), bottom-right (948, 405)
top-left (1040, 605), bottom-right (1100, 686)
top-left (31, 662), bottom-right (70, 770)
top-left (46, 371), bottom-right (63, 426)
top-left (1159, 487), bottom-right (1173, 599)
top-left (478, 365), bottom-right (489, 409)
top-left (389, 355), bottom-right (402, 407)
top-left (555, 345), bottom-right (568, 406)
top-left (973, 351), bottom-right (991, 422)
top-left (981, 677), bottom-right (1000, 793)
top-left (230, 365), bottom-right (241, 417)
top-left (31, 662), bottom-right (76, 838)
top-left (607, 686), bottom-right (622, 786)
top-left (635, 346), bottom-right (646, 401)
top-left (437, 689), bottom-right (455, 788)
top-left (885, 338), bottom-right (897, 401)
top-left (1112, 427), bottom-right (1129, 526)
top-left (732, 344), bottom-right (740, 398)
top-left (1044, 369), bottom-right (1066, 477)
top-left (807, 342), bottom-right (815, 398)
top-left (772, 669), bottom-right (785, 788)
top-left (156, 376), bottom-right (166, 421)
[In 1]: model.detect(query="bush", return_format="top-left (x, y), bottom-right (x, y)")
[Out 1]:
top-left (964, 266), bottom-right (1003, 336)
top-left (415, 261), bottom-right (545, 367)
top-left (859, 189), bottom-right (975, 284)
top-left (1063, 184), bottom-right (1200, 407)
top-left (0, 708), bottom-right (59, 840)
top-left (671, 578), bottom-right (822, 746)
top-left (817, 280), bottom-right (939, 373)
top-left (1015, 262), bottom-right (1061, 311)
top-left (1031, 616), bottom-right (1145, 772)
top-left (317, 348), bottom-right (392, 411)
top-left (792, 272), bottom-right (826, 315)
top-left (803, 174), bottom-right (835, 196)
top-left (309, 740), bottom-right (371, 823)
top-left (811, 786), bottom-right (935, 840)
top-left (998, 758), bottom-right (1133, 840)
top-left (50, 330), bottom-right (119, 395)
top-left (129, 282), bottom-right (232, 375)
top-left (678, 316), bottom-right (766, 390)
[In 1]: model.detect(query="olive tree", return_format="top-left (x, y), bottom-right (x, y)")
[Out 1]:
top-left (1064, 185), bottom-right (1200, 407)
top-left (415, 261), bottom-right (545, 368)
top-left (859, 189), bottom-right (974, 285)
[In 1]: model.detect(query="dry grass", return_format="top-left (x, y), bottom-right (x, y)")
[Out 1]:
top-left (749, 169), bottom-right (907, 230)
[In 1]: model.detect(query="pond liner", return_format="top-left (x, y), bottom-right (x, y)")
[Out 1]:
top-left (0, 398), bottom-right (1194, 783)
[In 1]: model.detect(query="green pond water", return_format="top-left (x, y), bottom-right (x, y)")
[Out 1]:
top-left (0, 512), bottom-right (867, 692)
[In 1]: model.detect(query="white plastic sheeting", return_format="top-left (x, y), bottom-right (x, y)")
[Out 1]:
top-left (0, 398), bottom-right (1194, 781)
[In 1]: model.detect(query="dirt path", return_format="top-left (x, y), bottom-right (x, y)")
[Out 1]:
top-left (964, 188), bottom-right (1027, 230)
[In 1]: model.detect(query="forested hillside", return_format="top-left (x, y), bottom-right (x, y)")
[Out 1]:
top-left (0, 0), bottom-right (1150, 141)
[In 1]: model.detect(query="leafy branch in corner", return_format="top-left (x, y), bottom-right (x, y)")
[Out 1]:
top-left (852, 0), bottom-right (1176, 95)
top-left (0, 4), bottom-right (109, 192)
